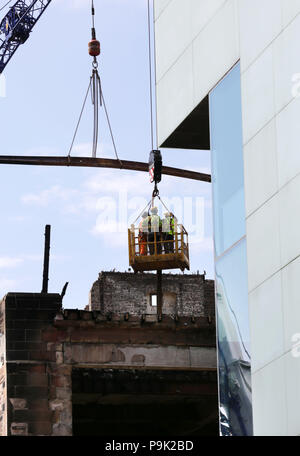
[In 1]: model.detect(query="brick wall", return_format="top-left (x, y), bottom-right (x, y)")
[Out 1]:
top-left (89, 271), bottom-right (215, 318)
top-left (3, 293), bottom-right (62, 436)
top-left (0, 297), bottom-right (6, 435)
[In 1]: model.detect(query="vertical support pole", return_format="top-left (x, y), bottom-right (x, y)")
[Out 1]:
top-left (180, 226), bottom-right (184, 255)
top-left (157, 269), bottom-right (163, 319)
top-left (42, 225), bottom-right (51, 294)
top-left (128, 229), bottom-right (131, 264)
top-left (175, 231), bottom-right (179, 254)
top-left (175, 219), bottom-right (178, 253)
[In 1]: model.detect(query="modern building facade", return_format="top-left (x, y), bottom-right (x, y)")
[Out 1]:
top-left (154, 0), bottom-right (300, 436)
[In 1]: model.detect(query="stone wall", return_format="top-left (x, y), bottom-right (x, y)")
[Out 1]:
top-left (89, 271), bottom-right (215, 318)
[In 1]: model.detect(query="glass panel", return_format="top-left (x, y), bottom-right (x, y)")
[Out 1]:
top-left (210, 63), bottom-right (246, 258)
top-left (209, 63), bottom-right (253, 436)
top-left (215, 239), bottom-right (253, 436)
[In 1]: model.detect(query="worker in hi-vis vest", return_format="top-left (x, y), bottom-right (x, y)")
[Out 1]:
top-left (162, 212), bottom-right (175, 254)
top-left (148, 207), bottom-right (162, 255)
top-left (138, 212), bottom-right (149, 256)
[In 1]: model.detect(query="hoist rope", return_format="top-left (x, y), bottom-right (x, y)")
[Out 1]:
top-left (133, 199), bottom-right (152, 225)
top-left (68, 0), bottom-right (123, 168)
top-left (147, 0), bottom-right (154, 151)
top-left (68, 79), bottom-right (92, 157)
top-left (101, 86), bottom-right (123, 166)
top-left (91, 69), bottom-right (101, 158)
top-left (157, 195), bottom-right (172, 215)
top-left (91, 0), bottom-right (95, 28)
top-left (134, 195), bottom-right (175, 225)
top-left (0, 0), bottom-right (12, 12)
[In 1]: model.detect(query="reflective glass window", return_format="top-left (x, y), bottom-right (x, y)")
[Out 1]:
top-left (216, 239), bottom-right (252, 436)
top-left (210, 63), bottom-right (246, 257)
top-left (209, 62), bottom-right (253, 436)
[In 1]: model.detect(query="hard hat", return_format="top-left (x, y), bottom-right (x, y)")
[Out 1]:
top-left (164, 211), bottom-right (170, 216)
top-left (142, 212), bottom-right (148, 218)
top-left (151, 207), bottom-right (158, 213)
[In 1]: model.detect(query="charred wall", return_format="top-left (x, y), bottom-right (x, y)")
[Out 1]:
top-left (0, 297), bottom-right (6, 435)
top-left (0, 272), bottom-right (217, 436)
top-left (72, 368), bottom-right (218, 436)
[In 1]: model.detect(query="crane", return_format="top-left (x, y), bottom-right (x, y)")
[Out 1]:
top-left (0, 0), bottom-right (52, 73)
top-left (0, 0), bottom-right (212, 183)
top-left (0, 0), bottom-right (212, 319)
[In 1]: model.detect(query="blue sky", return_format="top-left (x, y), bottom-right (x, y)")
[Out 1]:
top-left (0, 0), bottom-right (213, 309)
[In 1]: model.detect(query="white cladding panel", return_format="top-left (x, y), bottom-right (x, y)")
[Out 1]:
top-left (155, 0), bottom-right (239, 145)
top-left (154, 0), bottom-right (300, 436)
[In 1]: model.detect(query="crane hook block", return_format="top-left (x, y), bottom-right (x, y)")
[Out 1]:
top-left (149, 150), bottom-right (162, 184)
top-left (88, 38), bottom-right (100, 57)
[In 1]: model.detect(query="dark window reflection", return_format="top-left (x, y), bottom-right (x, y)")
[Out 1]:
top-left (216, 240), bottom-right (253, 436)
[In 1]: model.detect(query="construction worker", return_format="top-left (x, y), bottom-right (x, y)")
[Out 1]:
top-left (138, 212), bottom-right (149, 256)
top-left (148, 207), bottom-right (162, 255)
top-left (162, 212), bottom-right (175, 254)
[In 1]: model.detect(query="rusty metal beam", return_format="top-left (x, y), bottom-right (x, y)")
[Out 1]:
top-left (0, 155), bottom-right (211, 183)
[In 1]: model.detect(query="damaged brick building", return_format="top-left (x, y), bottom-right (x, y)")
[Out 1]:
top-left (0, 271), bottom-right (218, 436)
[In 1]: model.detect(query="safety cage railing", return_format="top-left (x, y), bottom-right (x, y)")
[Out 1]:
top-left (128, 223), bottom-right (190, 273)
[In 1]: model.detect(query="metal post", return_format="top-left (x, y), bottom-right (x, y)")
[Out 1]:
top-left (157, 270), bottom-right (163, 319)
top-left (42, 225), bottom-right (51, 294)
top-left (180, 226), bottom-right (184, 255)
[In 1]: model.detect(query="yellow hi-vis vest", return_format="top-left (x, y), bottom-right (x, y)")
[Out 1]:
top-left (141, 217), bottom-right (150, 233)
top-left (162, 216), bottom-right (175, 235)
top-left (150, 215), bottom-right (161, 232)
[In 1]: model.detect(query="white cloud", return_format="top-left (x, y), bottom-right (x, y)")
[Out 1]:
top-left (19, 141), bottom-right (114, 159)
top-left (21, 185), bottom-right (78, 207)
top-left (0, 279), bottom-right (17, 297)
top-left (23, 254), bottom-right (43, 262)
top-left (84, 169), bottom-right (154, 196)
top-left (19, 154), bottom-right (213, 249)
top-left (25, 146), bottom-right (61, 156)
top-left (91, 220), bottom-right (128, 248)
top-left (70, 142), bottom-right (115, 158)
top-left (0, 257), bottom-right (23, 269)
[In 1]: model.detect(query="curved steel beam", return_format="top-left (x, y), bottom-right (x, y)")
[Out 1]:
top-left (0, 155), bottom-right (211, 182)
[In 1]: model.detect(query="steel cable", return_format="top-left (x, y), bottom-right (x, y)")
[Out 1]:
top-left (68, 0), bottom-right (123, 166)
top-left (92, 70), bottom-right (99, 158)
top-left (147, 0), bottom-right (154, 151)
top-left (68, 79), bottom-right (92, 157)
top-left (98, 74), bottom-right (123, 167)
top-left (0, 0), bottom-right (12, 12)
top-left (133, 200), bottom-right (152, 225)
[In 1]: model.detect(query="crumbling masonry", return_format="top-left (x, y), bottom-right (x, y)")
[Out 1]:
top-left (0, 272), bottom-right (218, 436)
